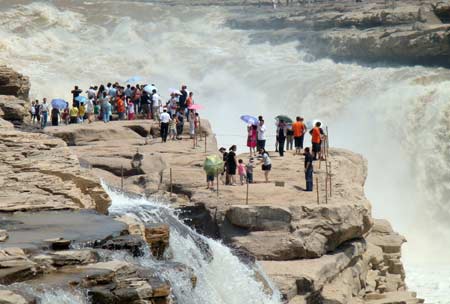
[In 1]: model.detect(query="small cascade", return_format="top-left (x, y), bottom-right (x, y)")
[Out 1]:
top-left (106, 186), bottom-right (282, 304)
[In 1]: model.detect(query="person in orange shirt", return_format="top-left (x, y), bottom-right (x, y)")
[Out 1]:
top-left (291, 116), bottom-right (306, 155)
top-left (310, 121), bottom-right (325, 160)
top-left (116, 96), bottom-right (126, 120)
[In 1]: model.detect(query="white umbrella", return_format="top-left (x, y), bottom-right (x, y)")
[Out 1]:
top-left (144, 85), bottom-right (158, 94)
top-left (168, 88), bottom-right (181, 95)
top-left (306, 119), bottom-right (324, 130)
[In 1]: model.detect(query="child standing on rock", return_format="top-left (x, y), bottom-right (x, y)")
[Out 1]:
top-left (169, 115), bottom-right (177, 141)
top-left (128, 99), bottom-right (135, 120)
top-left (246, 158), bottom-right (255, 184)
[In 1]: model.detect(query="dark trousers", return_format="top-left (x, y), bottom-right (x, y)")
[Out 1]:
top-left (161, 122), bottom-right (169, 142)
top-left (247, 172), bottom-right (253, 184)
top-left (305, 168), bottom-right (313, 191)
top-left (278, 136), bottom-right (286, 156)
top-left (176, 124), bottom-right (184, 137)
top-left (257, 139), bottom-right (266, 151)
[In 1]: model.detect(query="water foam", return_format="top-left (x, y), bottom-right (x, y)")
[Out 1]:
top-left (107, 186), bottom-right (282, 304)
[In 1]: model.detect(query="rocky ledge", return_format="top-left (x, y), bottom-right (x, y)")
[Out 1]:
top-left (41, 117), bottom-right (423, 304)
top-left (0, 65), bottom-right (422, 303)
top-left (0, 66), bottom-right (195, 303)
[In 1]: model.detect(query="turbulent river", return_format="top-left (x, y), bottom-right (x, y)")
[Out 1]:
top-left (1, 0), bottom-right (450, 302)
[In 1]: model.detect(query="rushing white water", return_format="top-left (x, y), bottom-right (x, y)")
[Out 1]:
top-left (106, 186), bottom-right (282, 304)
top-left (1, 0), bottom-right (450, 302)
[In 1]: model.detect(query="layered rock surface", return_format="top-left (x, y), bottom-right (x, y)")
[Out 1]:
top-left (0, 124), bottom-right (111, 214)
top-left (0, 64), bottom-right (422, 303)
top-left (41, 118), bottom-right (422, 303)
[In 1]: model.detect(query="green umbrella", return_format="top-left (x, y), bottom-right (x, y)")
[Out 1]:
top-left (275, 115), bottom-right (293, 123)
top-left (203, 155), bottom-right (224, 176)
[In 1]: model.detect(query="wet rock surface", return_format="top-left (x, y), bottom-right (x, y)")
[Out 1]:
top-left (0, 211), bottom-right (127, 251)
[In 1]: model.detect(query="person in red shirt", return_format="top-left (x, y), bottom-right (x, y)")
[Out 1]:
top-left (291, 116), bottom-right (306, 155)
top-left (310, 121), bottom-right (325, 160)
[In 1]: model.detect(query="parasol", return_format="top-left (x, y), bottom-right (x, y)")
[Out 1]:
top-left (51, 99), bottom-right (68, 110)
top-left (203, 155), bottom-right (224, 176)
top-left (240, 115), bottom-right (258, 125)
top-left (275, 115), bottom-right (293, 123)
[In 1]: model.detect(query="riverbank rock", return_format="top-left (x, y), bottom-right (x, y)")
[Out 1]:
top-left (81, 261), bottom-right (171, 304)
top-left (0, 248), bottom-right (39, 285)
top-left (0, 211), bottom-right (127, 251)
top-left (0, 290), bottom-right (36, 304)
top-left (0, 230), bottom-right (8, 242)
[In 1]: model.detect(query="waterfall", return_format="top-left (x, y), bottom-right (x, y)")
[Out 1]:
top-left (1, 1), bottom-right (449, 301)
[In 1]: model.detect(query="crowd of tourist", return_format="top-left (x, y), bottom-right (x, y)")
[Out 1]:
top-left (30, 82), bottom-right (201, 141)
top-left (216, 115), bottom-right (326, 192)
top-left (30, 81), bottom-right (326, 193)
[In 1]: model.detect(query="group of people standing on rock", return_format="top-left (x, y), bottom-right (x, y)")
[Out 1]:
top-left (216, 115), bottom-right (326, 191)
top-left (30, 82), bottom-right (201, 142)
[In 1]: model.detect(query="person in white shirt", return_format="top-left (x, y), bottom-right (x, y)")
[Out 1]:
top-left (30, 101), bottom-right (36, 124)
top-left (160, 109), bottom-right (171, 142)
top-left (85, 98), bottom-right (94, 123)
top-left (40, 98), bottom-right (50, 129)
top-left (86, 87), bottom-right (97, 101)
top-left (151, 90), bottom-right (161, 121)
top-left (257, 119), bottom-right (267, 151)
top-left (258, 148), bottom-right (272, 183)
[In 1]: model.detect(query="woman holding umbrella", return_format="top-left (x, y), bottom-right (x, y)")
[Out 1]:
top-left (51, 106), bottom-right (60, 126)
top-left (240, 115), bottom-right (258, 156)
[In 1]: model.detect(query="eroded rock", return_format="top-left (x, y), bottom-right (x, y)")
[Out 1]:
top-left (226, 205), bottom-right (292, 231)
top-left (0, 65), bottom-right (30, 99)
top-left (144, 224), bottom-right (170, 259)
top-left (0, 96), bottom-right (28, 123)
top-left (0, 230), bottom-right (8, 242)
top-left (0, 248), bottom-right (40, 284)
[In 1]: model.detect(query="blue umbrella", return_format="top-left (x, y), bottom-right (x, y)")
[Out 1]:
top-left (144, 85), bottom-right (158, 93)
top-left (126, 76), bottom-right (142, 83)
top-left (240, 115), bottom-right (258, 125)
top-left (51, 99), bottom-right (68, 110)
top-left (75, 96), bottom-right (87, 104)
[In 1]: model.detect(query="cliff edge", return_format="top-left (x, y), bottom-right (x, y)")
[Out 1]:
top-left (43, 118), bottom-right (423, 304)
